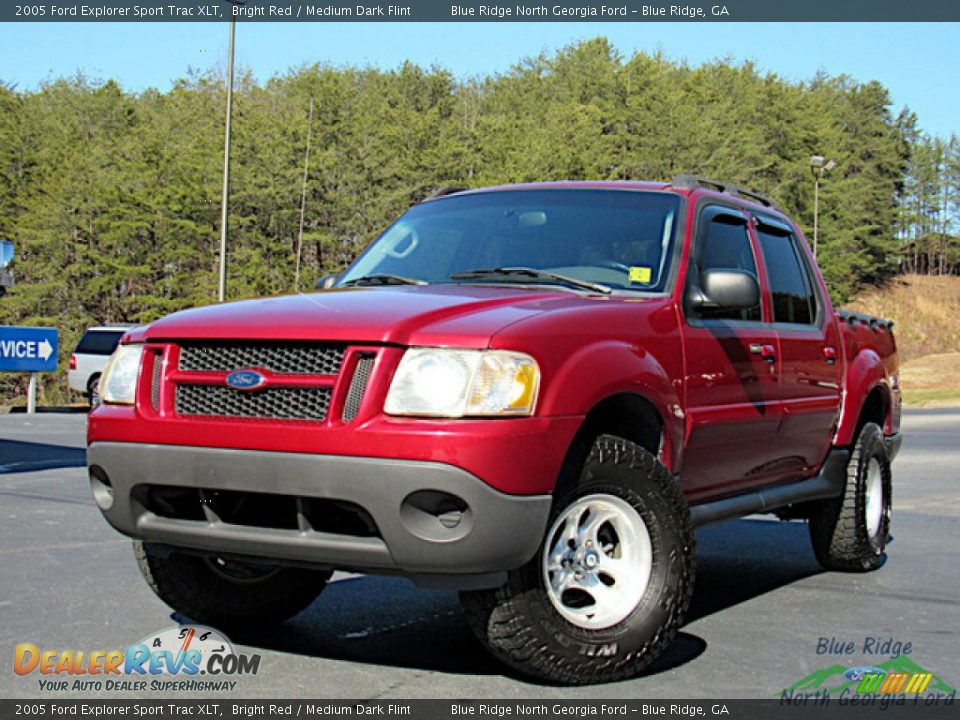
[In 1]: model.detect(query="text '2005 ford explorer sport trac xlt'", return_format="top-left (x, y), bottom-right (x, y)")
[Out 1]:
top-left (88, 177), bottom-right (901, 684)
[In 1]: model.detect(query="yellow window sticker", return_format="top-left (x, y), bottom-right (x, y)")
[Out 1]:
top-left (629, 266), bottom-right (652, 284)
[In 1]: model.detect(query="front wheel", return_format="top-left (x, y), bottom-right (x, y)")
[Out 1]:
top-left (460, 435), bottom-right (695, 685)
top-left (809, 422), bottom-right (892, 572)
top-left (134, 541), bottom-right (331, 629)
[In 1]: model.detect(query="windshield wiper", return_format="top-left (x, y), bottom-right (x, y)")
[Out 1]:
top-left (450, 267), bottom-right (612, 295)
top-left (340, 273), bottom-right (426, 287)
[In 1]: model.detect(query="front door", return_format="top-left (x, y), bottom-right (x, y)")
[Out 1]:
top-left (680, 205), bottom-right (783, 502)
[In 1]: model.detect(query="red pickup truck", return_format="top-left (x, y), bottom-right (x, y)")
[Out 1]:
top-left (88, 178), bottom-right (901, 684)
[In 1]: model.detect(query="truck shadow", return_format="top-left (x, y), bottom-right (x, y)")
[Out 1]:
top-left (687, 517), bottom-right (824, 623)
top-left (214, 517), bottom-right (822, 684)
top-left (0, 439), bottom-right (87, 474)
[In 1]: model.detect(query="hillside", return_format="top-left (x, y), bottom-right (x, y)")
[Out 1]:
top-left (897, 352), bottom-right (960, 406)
top-left (845, 275), bottom-right (960, 361)
top-left (846, 275), bottom-right (960, 406)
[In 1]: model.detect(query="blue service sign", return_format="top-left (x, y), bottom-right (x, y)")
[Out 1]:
top-left (0, 326), bottom-right (58, 372)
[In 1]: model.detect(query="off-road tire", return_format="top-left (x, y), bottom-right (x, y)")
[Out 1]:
top-left (460, 435), bottom-right (695, 685)
top-left (134, 541), bottom-right (330, 628)
top-left (809, 422), bottom-right (891, 572)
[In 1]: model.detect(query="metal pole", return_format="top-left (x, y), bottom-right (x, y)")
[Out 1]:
top-left (27, 373), bottom-right (36, 414)
top-left (294, 97), bottom-right (314, 292)
top-left (813, 174), bottom-right (820, 259)
top-left (217, 16), bottom-right (237, 303)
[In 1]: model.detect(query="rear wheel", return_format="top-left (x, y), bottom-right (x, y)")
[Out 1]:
top-left (87, 374), bottom-right (102, 408)
top-left (460, 435), bottom-right (695, 685)
top-left (134, 541), bottom-right (330, 628)
top-left (809, 422), bottom-right (891, 571)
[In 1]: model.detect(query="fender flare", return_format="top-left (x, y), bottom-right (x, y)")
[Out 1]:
top-left (537, 340), bottom-right (684, 472)
top-left (835, 347), bottom-right (891, 446)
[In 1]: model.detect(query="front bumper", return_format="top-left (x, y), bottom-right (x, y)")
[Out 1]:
top-left (87, 442), bottom-right (552, 588)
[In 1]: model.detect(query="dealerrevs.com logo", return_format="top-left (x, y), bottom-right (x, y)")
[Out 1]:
top-left (14, 625), bottom-right (261, 693)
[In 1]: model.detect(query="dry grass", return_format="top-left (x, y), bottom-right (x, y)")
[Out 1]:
top-left (844, 275), bottom-right (960, 362)
top-left (845, 275), bottom-right (960, 406)
top-left (897, 352), bottom-right (960, 407)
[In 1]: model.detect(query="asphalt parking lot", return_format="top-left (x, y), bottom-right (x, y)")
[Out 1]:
top-left (0, 410), bottom-right (957, 699)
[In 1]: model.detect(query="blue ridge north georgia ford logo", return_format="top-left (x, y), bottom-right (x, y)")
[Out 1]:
top-left (225, 370), bottom-right (266, 391)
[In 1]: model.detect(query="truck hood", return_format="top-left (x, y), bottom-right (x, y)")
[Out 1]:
top-left (142, 285), bottom-right (589, 348)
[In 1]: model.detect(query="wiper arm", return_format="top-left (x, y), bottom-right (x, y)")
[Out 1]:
top-left (339, 273), bottom-right (426, 287)
top-left (450, 267), bottom-right (612, 295)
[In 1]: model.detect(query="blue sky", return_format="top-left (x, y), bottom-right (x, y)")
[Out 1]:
top-left (1, 22), bottom-right (957, 138)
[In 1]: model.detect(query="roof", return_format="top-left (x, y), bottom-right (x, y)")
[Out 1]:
top-left (84, 324), bottom-right (135, 332)
top-left (424, 177), bottom-right (785, 216)
top-left (441, 180), bottom-right (674, 197)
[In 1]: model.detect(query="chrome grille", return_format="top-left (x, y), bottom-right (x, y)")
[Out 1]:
top-left (175, 385), bottom-right (332, 421)
top-left (179, 342), bottom-right (345, 375)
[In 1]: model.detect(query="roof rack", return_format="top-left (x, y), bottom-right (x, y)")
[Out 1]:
top-left (424, 186), bottom-right (468, 201)
top-left (672, 174), bottom-right (779, 210)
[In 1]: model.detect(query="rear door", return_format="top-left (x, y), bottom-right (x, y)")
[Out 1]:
top-left (679, 205), bottom-right (783, 501)
top-left (753, 215), bottom-right (842, 474)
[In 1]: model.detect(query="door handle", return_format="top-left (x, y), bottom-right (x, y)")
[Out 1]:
top-left (750, 343), bottom-right (777, 362)
top-left (823, 346), bottom-right (837, 364)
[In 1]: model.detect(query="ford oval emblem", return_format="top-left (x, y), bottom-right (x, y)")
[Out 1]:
top-left (225, 369), bottom-right (266, 391)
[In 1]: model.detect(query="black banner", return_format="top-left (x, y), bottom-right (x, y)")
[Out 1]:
top-left (1, 700), bottom-right (958, 720)
top-left (3, 0), bottom-right (960, 23)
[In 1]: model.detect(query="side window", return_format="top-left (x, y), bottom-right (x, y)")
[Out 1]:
top-left (692, 209), bottom-right (761, 321)
top-left (755, 221), bottom-right (816, 325)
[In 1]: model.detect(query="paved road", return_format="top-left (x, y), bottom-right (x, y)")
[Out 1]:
top-left (0, 410), bottom-right (957, 699)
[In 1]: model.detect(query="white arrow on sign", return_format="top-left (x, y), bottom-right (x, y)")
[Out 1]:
top-left (39, 339), bottom-right (53, 361)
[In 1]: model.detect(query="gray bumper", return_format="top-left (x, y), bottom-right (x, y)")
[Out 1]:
top-left (87, 442), bottom-right (551, 587)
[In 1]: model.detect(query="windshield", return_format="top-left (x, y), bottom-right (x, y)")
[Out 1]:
top-left (338, 189), bottom-right (681, 293)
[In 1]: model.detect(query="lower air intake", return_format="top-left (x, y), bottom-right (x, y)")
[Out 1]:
top-left (175, 384), bottom-right (332, 421)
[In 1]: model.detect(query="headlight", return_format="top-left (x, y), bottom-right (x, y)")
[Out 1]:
top-left (385, 348), bottom-right (539, 417)
top-left (99, 344), bottom-right (144, 405)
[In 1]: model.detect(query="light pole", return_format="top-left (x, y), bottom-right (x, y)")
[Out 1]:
top-left (294, 97), bottom-right (314, 292)
top-left (217, 11), bottom-right (238, 303)
top-left (810, 155), bottom-right (836, 259)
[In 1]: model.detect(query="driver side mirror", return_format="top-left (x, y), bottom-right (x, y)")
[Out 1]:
top-left (315, 273), bottom-right (339, 290)
top-left (688, 269), bottom-right (760, 312)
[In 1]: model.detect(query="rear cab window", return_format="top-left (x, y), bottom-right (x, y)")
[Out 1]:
top-left (754, 216), bottom-right (819, 326)
top-left (75, 330), bottom-right (125, 355)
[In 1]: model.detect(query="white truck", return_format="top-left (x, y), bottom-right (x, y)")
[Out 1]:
top-left (68, 326), bottom-right (133, 405)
